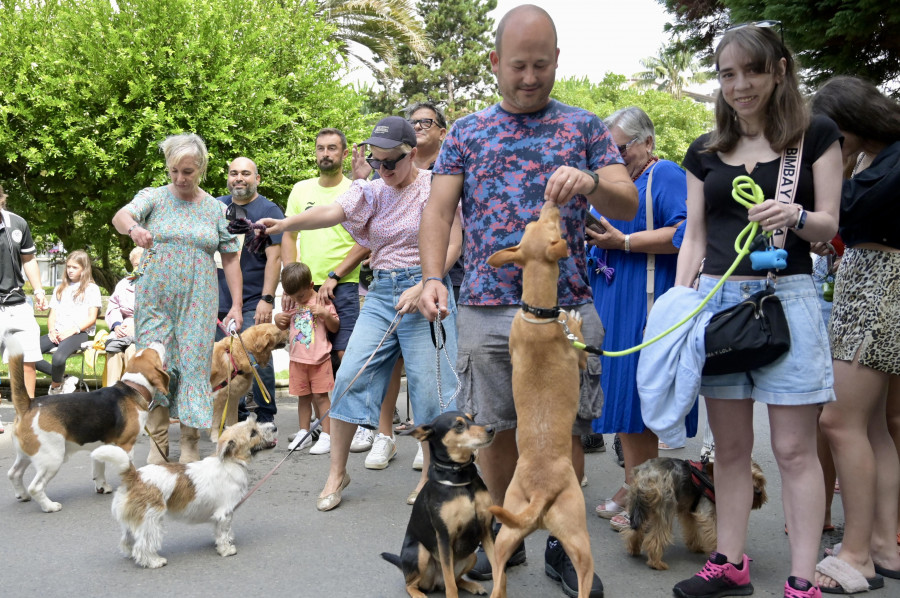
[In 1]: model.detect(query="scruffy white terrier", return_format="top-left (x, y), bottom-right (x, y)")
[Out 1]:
top-left (91, 414), bottom-right (275, 568)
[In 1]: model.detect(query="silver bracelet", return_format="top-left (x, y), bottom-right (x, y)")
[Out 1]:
top-left (127, 223), bottom-right (140, 236)
top-left (624, 234), bottom-right (631, 253)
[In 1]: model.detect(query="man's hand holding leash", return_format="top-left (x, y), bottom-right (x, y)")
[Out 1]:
top-left (419, 279), bottom-right (449, 322)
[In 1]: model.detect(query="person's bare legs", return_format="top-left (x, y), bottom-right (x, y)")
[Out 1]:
top-left (477, 428), bottom-right (519, 506)
top-left (817, 409), bottom-right (837, 529)
top-left (887, 377), bottom-right (900, 547)
top-left (705, 397), bottom-right (755, 564)
top-left (297, 395), bottom-right (312, 435)
top-left (609, 430), bottom-right (660, 505)
top-left (769, 403), bottom-right (825, 583)
top-left (817, 359), bottom-right (887, 587)
top-left (23, 362), bottom-right (37, 398)
top-left (312, 392), bottom-right (331, 435)
top-left (869, 374), bottom-right (900, 570)
top-left (319, 418), bottom-right (355, 497)
top-left (378, 358), bottom-right (403, 436)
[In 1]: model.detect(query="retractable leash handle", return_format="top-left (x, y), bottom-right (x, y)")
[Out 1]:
top-left (581, 176), bottom-right (767, 358)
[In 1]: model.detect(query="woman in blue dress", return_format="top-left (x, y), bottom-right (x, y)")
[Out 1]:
top-left (586, 107), bottom-right (695, 528)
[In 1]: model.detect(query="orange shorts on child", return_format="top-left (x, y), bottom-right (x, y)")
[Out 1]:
top-left (289, 360), bottom-right (335, 396)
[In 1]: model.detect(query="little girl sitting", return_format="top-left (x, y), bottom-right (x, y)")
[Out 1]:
top-left (275, 262), bottom-right (339, 454)
top-left (39, 250), bottom-right (102, 394)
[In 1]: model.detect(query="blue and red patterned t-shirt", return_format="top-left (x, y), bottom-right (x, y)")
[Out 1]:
top-left (434, 99), bottom-right (622, 307)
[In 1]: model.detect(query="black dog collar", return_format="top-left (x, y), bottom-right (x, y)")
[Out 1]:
top-left (429, 457), bottom-right (479, 486)
top-left (520, 301), bottom-right (561, 320)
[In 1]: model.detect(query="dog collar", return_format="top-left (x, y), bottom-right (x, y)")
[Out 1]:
top-left (122, 379), bottom-right (153, 407)
top-left (429, 457), bottom-right (479, 486)
top-left (520, 301), bottom-right (561, 320)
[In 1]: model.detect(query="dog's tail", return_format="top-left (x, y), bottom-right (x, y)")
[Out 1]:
top-left (489, 502), bottom-right (543, 533)
top-left (380, 552), bottom-right (402, 570)
top-left (6, 336), bottom-right (32, 418)
top-left (91, 445), bottom-right (139, 486)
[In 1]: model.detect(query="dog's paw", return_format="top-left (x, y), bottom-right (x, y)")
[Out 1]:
top-left (648, 559), bottom-right (669, 571)
top-left (217, 543), bottom-right (237, 557)
top-left (458, 579), bottom-right (487, 595)
top-left (141, 556), bottom-right (167, 569)
top-left (15, 492), bottom-right (32, 502)
top-left (95, 482), bottom-right (113, 494)
top-left (40, 501), bottom-right (62, 513)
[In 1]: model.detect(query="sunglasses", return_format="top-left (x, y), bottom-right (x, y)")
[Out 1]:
top-left (720, 19), bottom-right (784, 46)
top-left (409, 118), bottom-right (435, 129)
top-left (225, 202), bottom-right (247, 222)
top-left (617, 138), bottom-right (639, 156)
top-left (365, 153), bottom-right (409, 171)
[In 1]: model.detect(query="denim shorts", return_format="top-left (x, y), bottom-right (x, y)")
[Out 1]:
top-left (697, 274), bottom-right (835, 405)
top-left (329, 267), bottom-right (458, 428)
top-left (455, 304), bottom-right (604, 434)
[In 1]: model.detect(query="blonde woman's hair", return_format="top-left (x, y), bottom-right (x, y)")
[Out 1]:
top-left (128, 246), bottom-right (144, 269)
top-left (159, 133), bottom-right (209, 180)
top-left (56, 249), bottom-right (94, 302)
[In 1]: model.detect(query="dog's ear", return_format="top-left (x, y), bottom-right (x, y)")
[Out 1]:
top-left (487, 246), bottom-right (520, 267)
top-left (547, 238), bottom-right (569, 261)
top-left (218, 439), bottom-right (237, 460)
top-left (409, 424), bottom-right (435, 441)
top-left (152, 366), bottom-right (171, 396)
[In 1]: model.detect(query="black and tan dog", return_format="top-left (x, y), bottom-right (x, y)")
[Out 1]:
top-left (382, 411), bottom-right (496, 598)
top-left (6, 338), bottom-right (169, 512)
top-left (622, 457), bottom-right (768, 570)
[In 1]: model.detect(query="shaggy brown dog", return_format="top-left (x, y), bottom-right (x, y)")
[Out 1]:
top-left (622, 458), bottom-right (768, 570)
top-left (209, 323), bottom-right (288, 442)
top-left (485, 203), bottom-right (593, 598)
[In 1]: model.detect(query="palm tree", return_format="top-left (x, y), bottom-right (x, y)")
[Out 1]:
top-left (633, 41), bottom-right (712, 99)
top-left (317, 0), bottom-right (431, 78)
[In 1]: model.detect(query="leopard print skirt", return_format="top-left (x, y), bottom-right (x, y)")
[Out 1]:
top-left (829, 247), bottom-right (900, 375)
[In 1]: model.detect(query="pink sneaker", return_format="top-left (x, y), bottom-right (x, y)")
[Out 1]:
top-left (673, 552), bottom-right (753, 598)
top-left (784, 577), bottom-right (821, 598)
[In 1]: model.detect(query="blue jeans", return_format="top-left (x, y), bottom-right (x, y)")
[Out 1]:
top-left (329, 266), bottom-right (458, 428)
top-left (216, 310), bottom-right (277, 423)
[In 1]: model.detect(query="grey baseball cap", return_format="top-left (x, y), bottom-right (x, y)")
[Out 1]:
top-left (362, 116), bottom-right (417, 149)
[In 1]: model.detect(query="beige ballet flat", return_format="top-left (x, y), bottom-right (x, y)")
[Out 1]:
top-left (316, 473), bottom-right (351, 512)
top-left (406, 489), bottom-right (419, 505)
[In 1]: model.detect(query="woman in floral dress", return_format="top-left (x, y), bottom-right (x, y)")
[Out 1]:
top-left (113, 133), bottom-right (243, 464)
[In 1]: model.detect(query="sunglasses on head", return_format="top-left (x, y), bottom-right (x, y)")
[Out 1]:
top-left (226, 202), bottom-right (247, 222)
top-left (409, 118), bottom-right (435, 129)
top-left (720, 19), bottom-right (784, 46)
top-left (617, 138), bottom-right (639, 156)
top-left (365, 153), bottom-right (409, 171)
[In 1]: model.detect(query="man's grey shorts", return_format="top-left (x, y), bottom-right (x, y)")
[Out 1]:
top-left (455, 304), bottom-right (604, 434)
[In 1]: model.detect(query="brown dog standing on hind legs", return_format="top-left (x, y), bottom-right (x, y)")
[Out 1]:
top-left (485, 202), bottom-right (594, 598)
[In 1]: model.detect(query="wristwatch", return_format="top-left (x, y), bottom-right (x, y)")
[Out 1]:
top-left (793, 208), bottom-right (808, 230)
top-left (327, 271), bottom-right (341, 282)
top-left (261, 294), bottom-right (275, 304)
top-left (580, 169), bottom-right (600, 195)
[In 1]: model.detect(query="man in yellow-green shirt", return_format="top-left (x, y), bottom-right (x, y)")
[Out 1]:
top-left (283, 128), bottom-right (369, 366)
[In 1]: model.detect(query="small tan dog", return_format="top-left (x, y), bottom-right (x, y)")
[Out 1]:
top-left (6, 338), bottom-right (169, 513)
top-left (209, 323), bottom-right (288, 442)
top-left (485, 202), bottom-right (593, 598)
top-left (91, 413), bottom-right (275, 568)
top-left (622, 457), bottom-right (768, 570)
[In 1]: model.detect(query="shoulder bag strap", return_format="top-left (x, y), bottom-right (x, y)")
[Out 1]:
top-left (645, 164), bottom-right (656, 315)
top-left (768, 135), bottom-right (805, 283)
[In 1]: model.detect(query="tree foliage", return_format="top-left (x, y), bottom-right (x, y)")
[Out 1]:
top-left (0, 0), bottom-right (371, 283)
top-left (368, 0), bottom-right (497, 119)
top-left (551, 75), bottom-right (714, 165)
top-left (657, 0), bottom-right (900, 93)
top-left (634, 41), bottom-right (713, 99)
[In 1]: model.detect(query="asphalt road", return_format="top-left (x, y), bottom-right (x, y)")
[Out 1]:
top-left (1, 395), bottom-right (845, 598)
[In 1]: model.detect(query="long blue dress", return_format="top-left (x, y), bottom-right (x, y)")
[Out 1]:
top-left (589, 159), bottom-right (698, 435)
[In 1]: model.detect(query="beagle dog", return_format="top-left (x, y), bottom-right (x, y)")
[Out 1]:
top-left (6, 338), bottom-right (169, 512)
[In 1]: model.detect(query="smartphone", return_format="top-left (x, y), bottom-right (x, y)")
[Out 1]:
top-left (586, 212), bottom-right (606, 234)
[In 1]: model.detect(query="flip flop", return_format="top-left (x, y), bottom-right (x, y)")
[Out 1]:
top-left (393, 420), bottom-right (414, 433)
top-left (610, 512), bottom-right (630, 531)
top-left (817, 556), bottom-right (885, 594)
top-left (874, 563), bottom-right (900, 580)
top-left (595, 497), bottom-right (625, 519)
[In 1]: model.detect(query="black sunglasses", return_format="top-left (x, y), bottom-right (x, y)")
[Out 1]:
top-left (617, 138), bottom-right (638, 156)
top-left (226, 202), bottom-right (247, 222)
top-left (409, 118), bottom-right (435, 129)
top-left (366, 153), bottom-right (409, 171)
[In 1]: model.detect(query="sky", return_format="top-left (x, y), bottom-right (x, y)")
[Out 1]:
top-left (341, 0), bottom-right (678, 86)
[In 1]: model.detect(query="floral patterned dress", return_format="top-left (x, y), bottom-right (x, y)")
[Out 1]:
top-left (127, 186), bottom-right (240, 428)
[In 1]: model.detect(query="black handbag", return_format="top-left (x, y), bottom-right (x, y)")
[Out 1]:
top-left (703, 287), bottom-right (791, 376)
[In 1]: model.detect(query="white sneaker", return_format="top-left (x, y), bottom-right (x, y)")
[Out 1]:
top-left (350, 427), bottom-right (375, 452)
top-left (412, 442), bottom-right (424, 470)
top-left (62, 375), bottom-right (79, 394)
top-left (309, 432), bottom-right (331, 455)
top-left (288, 429), bottom-right (311, 451)
top-left (365, 433), bottom-right (397, 470)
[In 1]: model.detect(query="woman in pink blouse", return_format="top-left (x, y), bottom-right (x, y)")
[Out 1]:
top-left (263, 117), bottom-right (462, 511)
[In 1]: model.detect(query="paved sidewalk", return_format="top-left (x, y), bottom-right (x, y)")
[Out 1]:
top-left (1, 395), bottom-right (846, 598)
